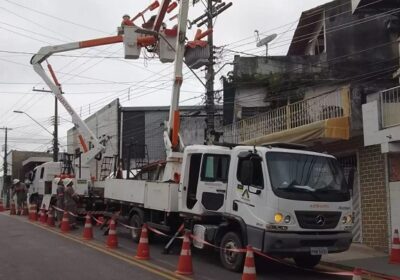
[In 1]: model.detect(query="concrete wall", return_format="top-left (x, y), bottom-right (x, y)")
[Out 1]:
top-left (8, 151), bottom-right (52, 181)
top-left (389, 181), bottom-right (400, 238)
top-left (324, 0), bottom-right (398, 79)
top-left (67, 99), bottom-right (120, 179)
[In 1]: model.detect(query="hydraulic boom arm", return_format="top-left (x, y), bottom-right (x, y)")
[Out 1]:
top-left (30, 36), bottom-right (123, 165)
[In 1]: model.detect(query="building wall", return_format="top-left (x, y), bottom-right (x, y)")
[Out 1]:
top-left (358, 144), bottom-right (389, 252)
top-left (8, 151), bottom-right (52, 181)
top-left (67, 100), bottom-right (120, 179)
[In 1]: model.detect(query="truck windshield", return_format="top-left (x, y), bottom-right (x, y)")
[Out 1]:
top-left (266, 152), bottom-right (350, 202)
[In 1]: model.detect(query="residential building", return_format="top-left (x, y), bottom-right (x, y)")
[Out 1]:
top-left (223, 0), bottom-right (400, 252)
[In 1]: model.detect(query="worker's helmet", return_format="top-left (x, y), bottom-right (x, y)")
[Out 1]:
top-left (54, 177), bottom-right (62, 185)
top-left (122, 14), bottom-right (130, 19)
top-left (63, 178), bottom-right (73, 187)
top-left (12, 179), bottom-right (20, 185)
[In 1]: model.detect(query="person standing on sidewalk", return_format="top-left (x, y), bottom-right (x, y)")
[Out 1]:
top-left (54, 178), bottom-right (64, 225)
top-left (63, 178), bottom-right (78, 229)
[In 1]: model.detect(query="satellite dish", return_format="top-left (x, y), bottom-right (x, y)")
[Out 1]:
top-left (255, 33), bottom-right (277, 57)
top-left (256, 33), bottom-right (277, 47)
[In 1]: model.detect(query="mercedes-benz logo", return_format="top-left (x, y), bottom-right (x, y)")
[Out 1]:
top-left (315, 215), bottom-right (326, 226)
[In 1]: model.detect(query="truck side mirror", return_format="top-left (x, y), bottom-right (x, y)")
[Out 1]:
top-left (239, 160), bottom-right (253, 186)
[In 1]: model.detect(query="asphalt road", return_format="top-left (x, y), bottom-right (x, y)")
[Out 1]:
top-left (0, 213), bottom-right (350, 280)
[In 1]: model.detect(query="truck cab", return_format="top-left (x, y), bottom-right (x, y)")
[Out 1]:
top-left (180, 144), bottom-right (353, 271)
top-left (28, 161), bottom-right (62, 206)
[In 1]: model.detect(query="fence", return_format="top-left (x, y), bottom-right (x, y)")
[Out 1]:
top-left (380, 85), bottom-right (400, 129)
top-left (223, 87), bottom-right (350, 143)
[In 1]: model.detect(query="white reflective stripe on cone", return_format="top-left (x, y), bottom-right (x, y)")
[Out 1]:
top-left (243, 266), bottom-right (256, 274)
top-left (84, 223), bottom-right (92, 228)
top-left (109, 230), bottom-right (116, 235)
top-left (139, 238), bottom-right (148, 243)
top-left (392, 244), bottom-right (400, 249)
top-left (180, 249), bottom-right (191, 256)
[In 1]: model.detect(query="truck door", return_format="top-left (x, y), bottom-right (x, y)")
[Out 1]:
top-left (196, 153), bottom-right (230, 213)
top-left (227, 151), bottom-right (268, 250)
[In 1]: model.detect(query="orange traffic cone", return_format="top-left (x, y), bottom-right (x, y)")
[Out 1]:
top-left (39, 208), bottom-right (47, 224)
top-left (0, 199), bottom-right (4, 212)
top-left (242, 246), bottom-right (256, 280)
top-left (106, 219), bottom-right (118, 248)
top-left (175, 231), bottom-right (193, 275)
top-left (60, 211), bottom-right (70, 233)
top-left (352, 268), bottom-right (362, 280)
top-left (22, 204), bottom-right (29, 216)
top-left (10, 200), bottom-right (16, 215)
top-left (29, 204), bottom-right (37, 221)
top-left (82, 214), bottom-right (93, 240)
top-left (390, 229), bottom-right (400, 265)
top-left (136, 224), bottom-right (150, 260)
top-left (46, 207), bottom-right (55, 227)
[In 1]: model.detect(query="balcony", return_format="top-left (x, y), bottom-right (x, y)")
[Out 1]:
top-left (363, 85), bottom-right (400, 153)
top-left (223, 87), bottom-right (351, 145)
top-left (381, 86), bottom-right (400, 128)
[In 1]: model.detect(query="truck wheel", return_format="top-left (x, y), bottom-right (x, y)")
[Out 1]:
top-left (130, 214), bottom-right (142, 243)
top-left (219, 231), bottom-right (245, 272)
top-left (293, 255), bottom-right (321, 269)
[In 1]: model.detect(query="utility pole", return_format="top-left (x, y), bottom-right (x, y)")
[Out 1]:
top-left (205, 0), bottom-right (215, 144)
top-left (1, 127), bottom-right (12, 178)
top-left (33, 88), bottom-right (59, 161)
top-left (1, 127), bottom-right (12, 208)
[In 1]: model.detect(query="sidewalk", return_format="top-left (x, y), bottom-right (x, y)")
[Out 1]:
top-left (322, 244), bottom-right (400, 279)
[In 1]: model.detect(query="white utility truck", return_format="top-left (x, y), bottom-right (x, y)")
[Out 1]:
top-left (31, 0), bottom-right (353, 271)
top-left (103, 143), bottom-right (353, 271)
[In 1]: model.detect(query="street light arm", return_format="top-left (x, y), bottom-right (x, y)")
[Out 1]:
top-left (13, 110), bottom-right (53, 136)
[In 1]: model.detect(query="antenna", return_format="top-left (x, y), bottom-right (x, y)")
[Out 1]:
top-left (255, 33), bottom-right (277, 57)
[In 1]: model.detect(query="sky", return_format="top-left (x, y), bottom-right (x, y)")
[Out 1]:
top-left (0, 0), bottom-right (333, 172)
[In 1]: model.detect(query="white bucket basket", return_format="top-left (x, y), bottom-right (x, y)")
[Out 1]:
top-left (158, 29), bottom-right (177, 63)
top-left (123, 26), bottom-right (142, 59)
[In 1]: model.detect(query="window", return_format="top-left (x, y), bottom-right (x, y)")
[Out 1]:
top-left (40, 167), bottom-right (44, 179)
top-left (201, 154), bottom-right (230, 183)
top-left (237, 156), bottom-right (264, 189)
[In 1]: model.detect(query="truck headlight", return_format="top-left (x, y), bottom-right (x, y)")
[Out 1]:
top-left (342, 214), bottom-right (353, 224)
top-left (274, 213), bottom-right (283, 223)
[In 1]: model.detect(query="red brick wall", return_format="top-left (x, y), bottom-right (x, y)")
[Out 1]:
top-left (358, 144), bottom-right (388, 252)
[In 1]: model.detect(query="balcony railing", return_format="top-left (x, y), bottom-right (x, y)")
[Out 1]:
top-left (380, 86), bottom-right (400, 128)
top-left (223, 87), bottom-right (350, 143)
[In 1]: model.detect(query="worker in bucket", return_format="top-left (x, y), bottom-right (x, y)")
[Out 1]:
top-left (11, 179), bottom-right (27, 215)
top-left (63, 178), bottom-right (79, 229)
top-left (54, 178), bottom-right (64, 225)
top-left (121, 14), bottom-right (134, 28)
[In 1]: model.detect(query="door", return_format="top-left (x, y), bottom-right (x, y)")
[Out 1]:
top-left (227, 151), bottom-right (268, 250)
top-left (196, 153), bottom-right (230, 213)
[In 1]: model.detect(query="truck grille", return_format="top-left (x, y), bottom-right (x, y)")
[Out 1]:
top-left (295, 211), bottom-right (341, 229)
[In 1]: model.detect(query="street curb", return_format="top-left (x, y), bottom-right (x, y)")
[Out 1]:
top-left (320, 261), bottom-right (396, 280)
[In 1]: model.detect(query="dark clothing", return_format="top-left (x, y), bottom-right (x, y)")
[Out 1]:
top-left (64, 185), bottom-right (77, 225)
top-left (56, 184), bottom-right (65, 223)
top-left (12, 183), bottom-right (27, 212)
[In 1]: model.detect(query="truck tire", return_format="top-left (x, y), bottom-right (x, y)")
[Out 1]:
top-left (219, 231), bottom-right (245, 272)
top-left (130, 214), bottom-right (143, 243)
top-left (293, 254), bottom-right (321, 269)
